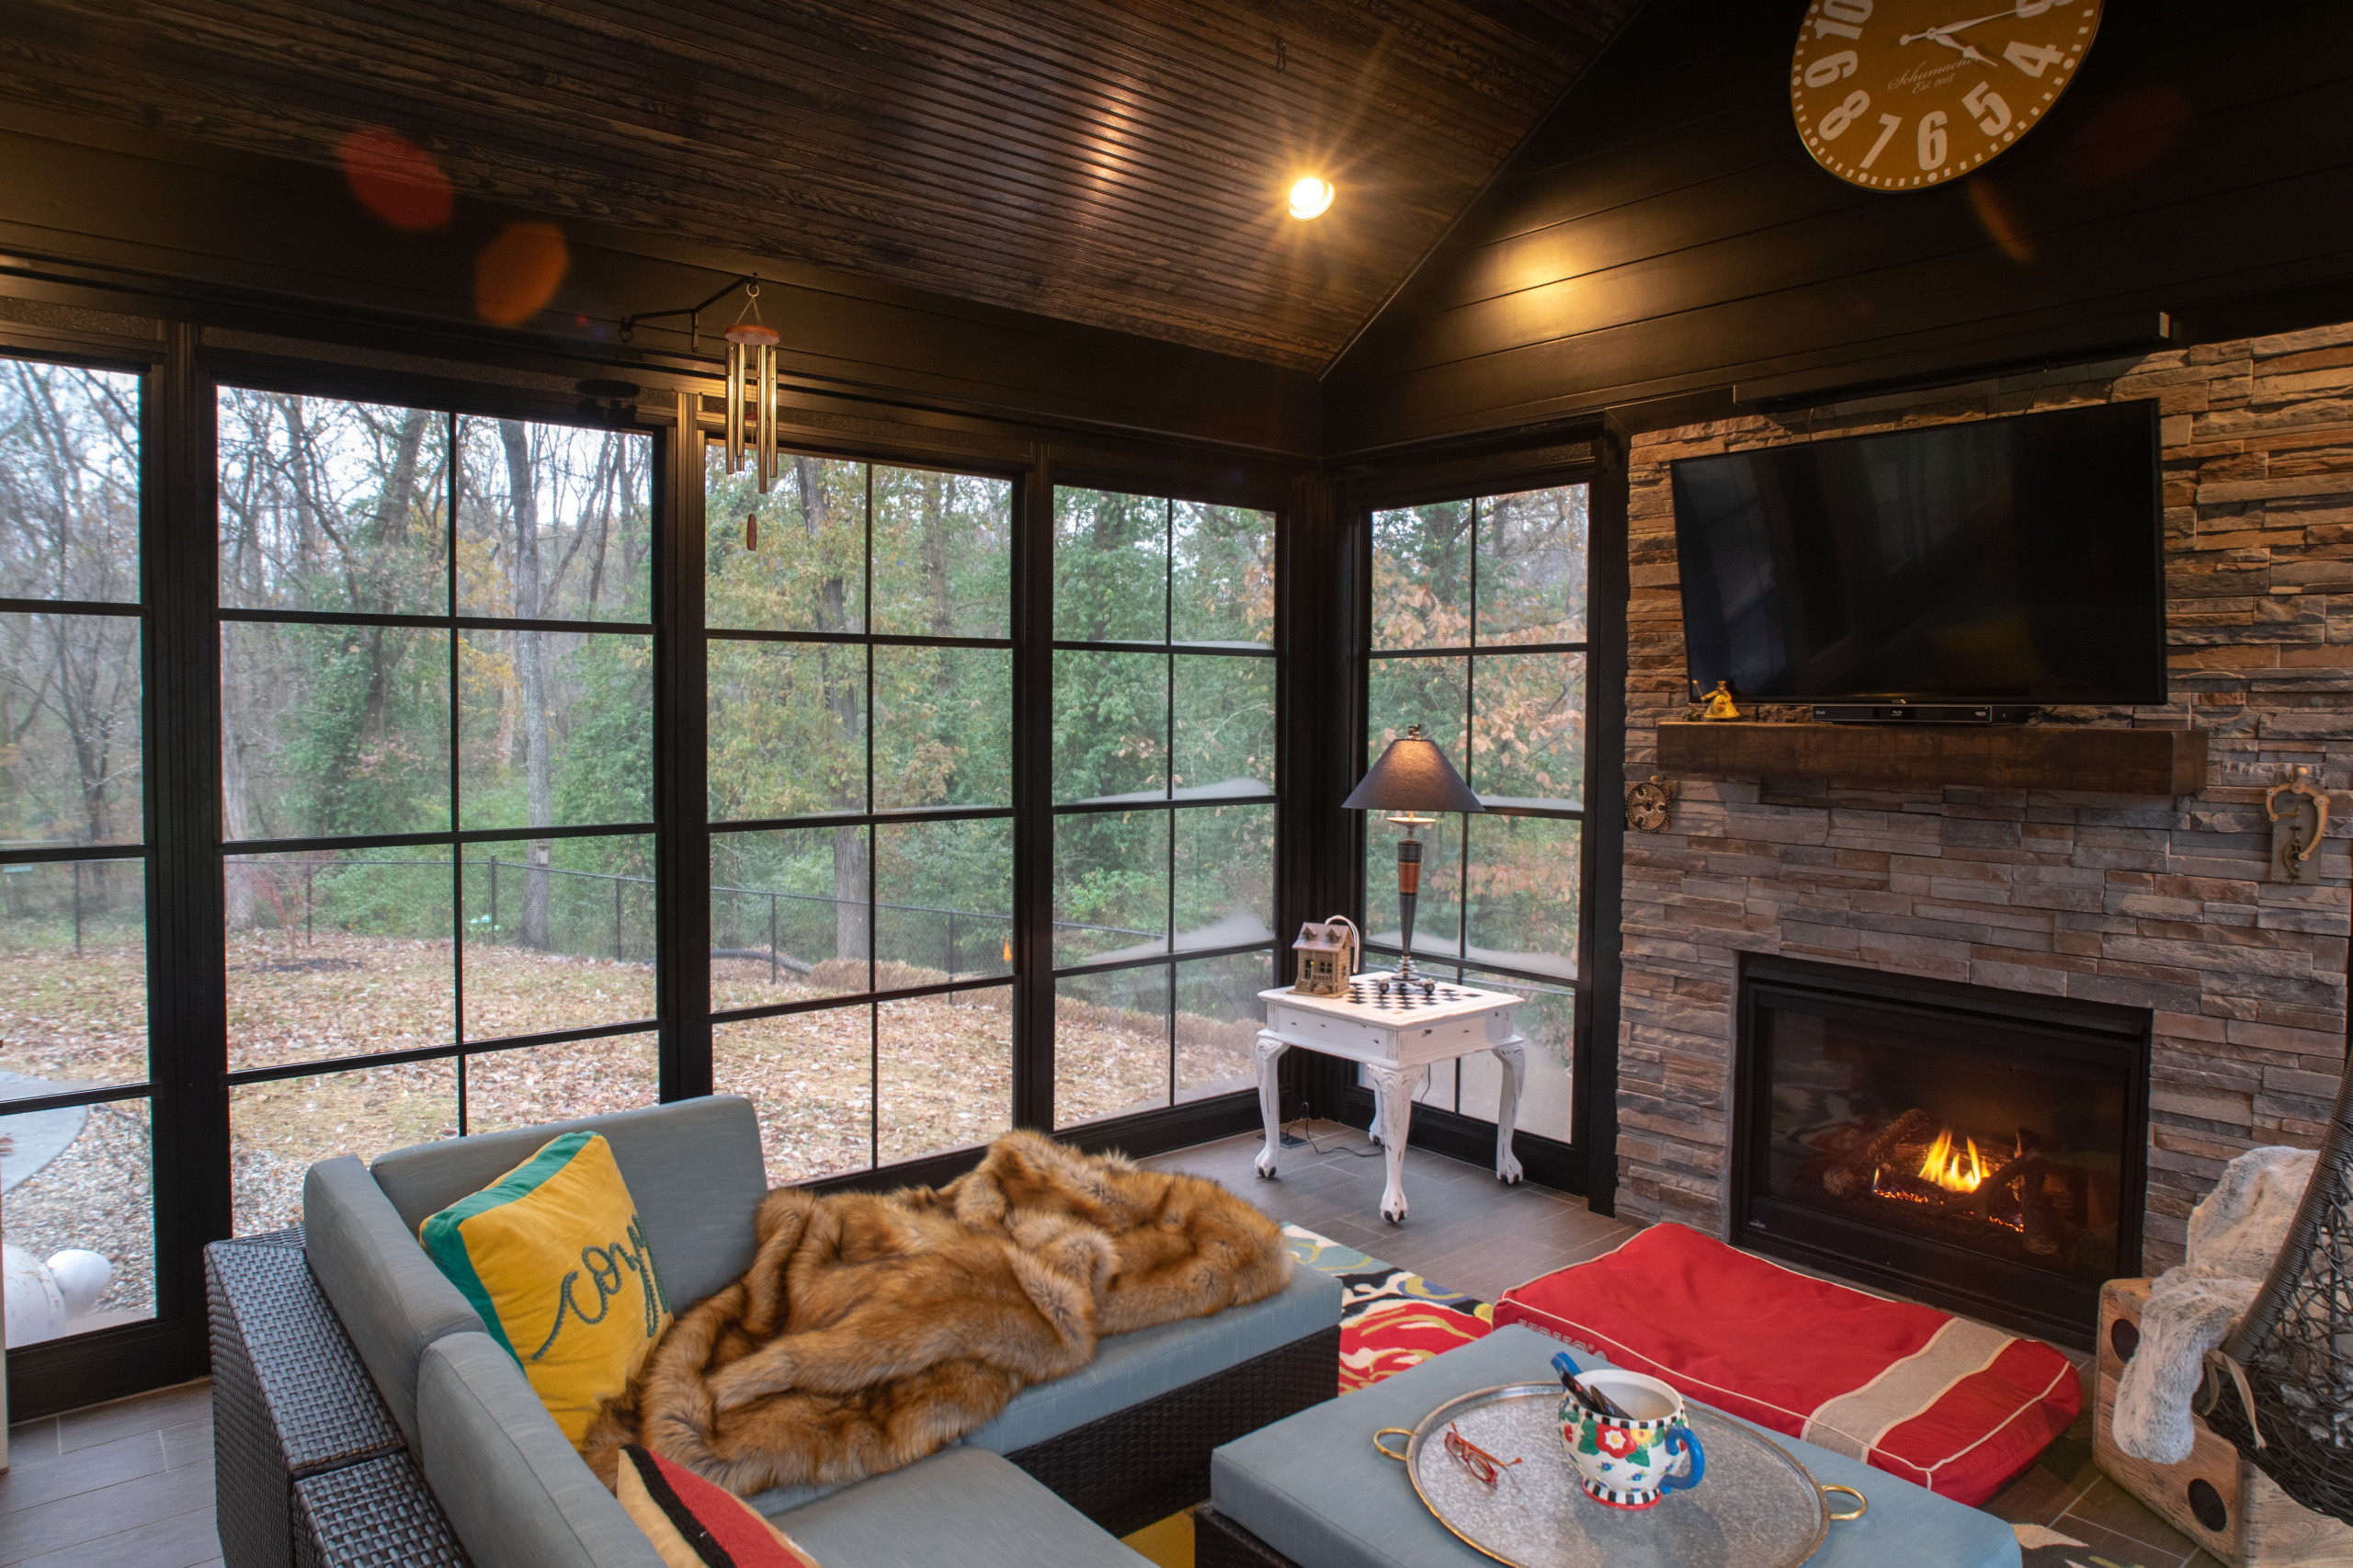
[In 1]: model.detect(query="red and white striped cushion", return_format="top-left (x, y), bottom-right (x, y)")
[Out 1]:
top-left (1495, 1222), bottom-right (2079, 1506)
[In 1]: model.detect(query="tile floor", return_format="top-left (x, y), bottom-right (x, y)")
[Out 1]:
top-left (0, 1121), bottom-right (2235, 1568)
top-left (1, 1378), bottom-right (218, 1568)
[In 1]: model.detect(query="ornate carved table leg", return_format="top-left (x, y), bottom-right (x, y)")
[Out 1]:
top-left (1364, 1061), bottom-right (1417, 1222)
top-left (1370, 1063), bottom-right (1427, 1147)
top-left (1492, 1040), bottom-right (1527, 1186)
top-left (1254, 1032), bottom-right (1288, 1178)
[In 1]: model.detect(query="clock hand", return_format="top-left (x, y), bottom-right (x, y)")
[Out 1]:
top-left (1898, 4), bottom-right (2025, 46)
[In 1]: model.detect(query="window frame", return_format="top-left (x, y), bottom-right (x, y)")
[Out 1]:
top-left (1344, 452), bottom-right (1617, 1199)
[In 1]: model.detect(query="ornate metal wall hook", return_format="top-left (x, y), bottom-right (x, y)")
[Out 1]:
top-left (2265, 766), bottom-right (2328, 884)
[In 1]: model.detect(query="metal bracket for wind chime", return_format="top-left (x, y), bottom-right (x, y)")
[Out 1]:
top-left (617, 273), bottom-right (781, 494)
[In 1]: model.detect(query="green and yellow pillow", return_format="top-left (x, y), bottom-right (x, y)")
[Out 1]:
top-left (418, 1131), bottom-right (670, 1449)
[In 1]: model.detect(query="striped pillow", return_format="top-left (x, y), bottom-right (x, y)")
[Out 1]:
top-left (615, 1445), bottom-right (824, 1568)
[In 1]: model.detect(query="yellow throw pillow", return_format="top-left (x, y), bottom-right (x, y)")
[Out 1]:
top-left (418, 1131), bottom-right (671, 1449)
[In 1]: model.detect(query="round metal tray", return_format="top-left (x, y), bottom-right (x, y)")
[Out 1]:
top-left (1374, 1382), bottom-right (1867, 1568)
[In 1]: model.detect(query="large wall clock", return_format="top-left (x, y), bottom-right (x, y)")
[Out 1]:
top-left (1790, 0), bottom-right (2103, 190)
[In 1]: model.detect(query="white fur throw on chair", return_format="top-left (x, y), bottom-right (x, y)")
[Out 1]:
top-left (2114, 1144), bottom-right (2315, 1464)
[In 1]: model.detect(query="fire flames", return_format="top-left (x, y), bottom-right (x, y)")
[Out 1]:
top-left (1917, 1127), bottom-right (1991, 1193)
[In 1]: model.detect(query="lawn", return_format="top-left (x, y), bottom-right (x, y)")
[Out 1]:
top-left (1, 933), bottom-right (1262, 1327)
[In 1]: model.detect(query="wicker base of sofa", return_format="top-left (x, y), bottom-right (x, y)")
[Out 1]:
top-left (1195, 1505), bottom-right (1302, 1568)
top-left (1004, 1324), bottom-right (1341, 1539)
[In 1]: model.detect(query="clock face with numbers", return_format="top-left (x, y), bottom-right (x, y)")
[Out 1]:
top-left (1790, 0), bottom-right (2103, 190)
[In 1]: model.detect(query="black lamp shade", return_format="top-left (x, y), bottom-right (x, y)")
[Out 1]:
top-left (1343, 727), bottom-right (1484, 814)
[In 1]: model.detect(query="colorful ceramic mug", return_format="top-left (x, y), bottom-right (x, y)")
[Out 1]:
top-left (1553, 1352), bottom-right (1706, 1511)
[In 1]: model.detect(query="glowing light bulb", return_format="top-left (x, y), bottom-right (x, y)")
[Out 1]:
top-left (1288, 176), bottom-right (1335, 220)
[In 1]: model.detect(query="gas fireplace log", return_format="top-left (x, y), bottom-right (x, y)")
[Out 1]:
top-left (1822, 1108), bottom-right (1933, 1199)
top-left (1950, 1149), bottom-right (2038, 1217)
top-left (2022, 1165), bottom-right (2065, 1257)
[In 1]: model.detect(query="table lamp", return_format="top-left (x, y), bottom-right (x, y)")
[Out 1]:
top-left (1343, 723), bottom-right (1483, 995)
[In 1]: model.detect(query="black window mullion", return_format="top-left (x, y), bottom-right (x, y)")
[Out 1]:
top-left (658, 402), bottom-right (712, 1099)
top-left (864, 462), bottom-right (879, 1167)
top-left (448, 412), bottom-right (466, 1125)
top-left (1009, 451), bottom-right (1054, 1131)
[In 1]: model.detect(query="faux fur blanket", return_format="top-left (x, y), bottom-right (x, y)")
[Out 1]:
top-left (2113, 1143), bottom-right (2315, 1464)
top-left (584, 1131), bottom-right (1292, 1495)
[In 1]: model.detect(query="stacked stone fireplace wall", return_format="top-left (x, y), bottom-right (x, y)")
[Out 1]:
top-left (1620, 322), bottom-right (2353, 1271)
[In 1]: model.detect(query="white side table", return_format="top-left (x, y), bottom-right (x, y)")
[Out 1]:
top-left (1253, 972), bottom-right (1529, 1223)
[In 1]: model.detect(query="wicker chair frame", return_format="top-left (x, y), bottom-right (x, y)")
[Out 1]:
top-left (2208, 1048), bottom-right (2353, 1527)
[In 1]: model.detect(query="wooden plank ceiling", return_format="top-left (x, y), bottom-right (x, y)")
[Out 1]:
top-left (0, 0), bottom-right (1633, 370)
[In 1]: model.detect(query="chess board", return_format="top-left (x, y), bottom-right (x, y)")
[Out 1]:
top-left (1259, 972), bottom-right (1522, 1069)
top-left (1341, 977), bottom-right (1469, 1011)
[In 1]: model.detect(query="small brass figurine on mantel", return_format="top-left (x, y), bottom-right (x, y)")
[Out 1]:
top-left (2267, 767), bottom-right (2329, 885)
top-left (1699, 681), bottom-right (1742, 721)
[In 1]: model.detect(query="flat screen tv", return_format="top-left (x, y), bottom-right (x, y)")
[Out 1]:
top-left (1671, 400), bottom-right (2165, 707)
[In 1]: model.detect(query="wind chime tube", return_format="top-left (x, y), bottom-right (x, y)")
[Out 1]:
top-left (756, 342), bottom-right (778, 494)
top-left (724, 338), bottom-right (746, 475)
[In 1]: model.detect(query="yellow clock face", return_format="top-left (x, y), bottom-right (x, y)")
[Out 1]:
top-left (1790, 0), bottom-right (2103, 190)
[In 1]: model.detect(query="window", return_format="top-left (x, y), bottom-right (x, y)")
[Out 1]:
top-left (0, 355), bottom-right (155, 1346)
top-left (1051, 487), bottom-right (1276, 1128)
top-left (1365, 486), bottom-right (1586, 1141)
top-left (706, 449), bottom-right (1016, 1180)
top-left (217, 392), bottom-right (658, 1232)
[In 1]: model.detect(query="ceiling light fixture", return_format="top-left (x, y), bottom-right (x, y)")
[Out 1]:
top-left (1288, 176), bottom-right (1335, 220)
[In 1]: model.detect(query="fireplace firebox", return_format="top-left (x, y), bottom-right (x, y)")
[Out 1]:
top-left (1732, 954), bottom-right (2150, 1346)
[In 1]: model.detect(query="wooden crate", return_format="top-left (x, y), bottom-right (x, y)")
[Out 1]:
top-left (2094, 1278), bottom-right (2353, 1568)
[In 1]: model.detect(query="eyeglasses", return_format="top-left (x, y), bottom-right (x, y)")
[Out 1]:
top-left (1443, 1422), bottom-right (1523, 1487)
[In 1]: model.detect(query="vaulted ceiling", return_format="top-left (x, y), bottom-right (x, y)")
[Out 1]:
top-left (0, 0), bottom-right (1634, 370)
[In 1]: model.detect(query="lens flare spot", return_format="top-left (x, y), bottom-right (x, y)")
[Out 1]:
top-left (1966, 178), bottom-right (2035, 264)
top-left (2059, 87), bottom-right (2190, 189)
top-left (338, 127), bottom-right (454, 231)
top-left (474, 222), bottom-right (570, 326)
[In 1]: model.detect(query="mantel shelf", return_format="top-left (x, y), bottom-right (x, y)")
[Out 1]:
top-left (1655, 722), bottom-right (2208, 796)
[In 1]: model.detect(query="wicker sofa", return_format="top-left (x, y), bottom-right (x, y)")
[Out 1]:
top-left (208, 1096), bottom-right (1343, 1568)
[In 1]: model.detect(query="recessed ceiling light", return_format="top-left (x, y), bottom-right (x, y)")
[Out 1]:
top-left (1288, 176), bottom-right (1335, 220)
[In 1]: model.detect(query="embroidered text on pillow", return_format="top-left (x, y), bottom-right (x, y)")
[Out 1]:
top-left (531, 1217), bottom-right (666, 1361)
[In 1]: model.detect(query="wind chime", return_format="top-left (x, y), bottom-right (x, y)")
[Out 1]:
top-left (723, 284), bottom-right (781, 550)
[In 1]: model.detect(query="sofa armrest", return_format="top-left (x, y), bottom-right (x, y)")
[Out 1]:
top-left (293, 1452), bottom-right (472, 1568)
top-left (208, 1234), bottom-right (406, 1568)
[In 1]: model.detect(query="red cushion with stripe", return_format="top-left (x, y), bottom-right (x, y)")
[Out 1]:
top-left (1495, 1222), bottom-right (2078, 1506)
top-left (615, 1444), bottom-right (823, 1568)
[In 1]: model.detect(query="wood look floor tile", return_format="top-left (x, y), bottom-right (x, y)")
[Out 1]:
top-left (0, 1431), bottom-right (165, 1517)
top-left (2062, 1476), bottom-right (2200, 1561)
top-left (159, 1418), bottom-right (210, 1471)
top-left (56, 1383), bottom-right (208, 1455)
top-left (12, 1505), bottom-right (221, 1568)
top-left (0, 1425), bottom-right (57, 1470)
top-left (0, 1459), bottom-right (211, 1564)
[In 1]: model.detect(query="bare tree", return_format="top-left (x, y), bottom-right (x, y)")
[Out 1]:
top-left (794, 456), bottom-right (868, 964)
top-left (500, 420), bottom-right (553, 949)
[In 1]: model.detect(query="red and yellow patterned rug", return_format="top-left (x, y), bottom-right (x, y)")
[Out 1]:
top-left (1282, 1223), bottom-right (1494, 1392)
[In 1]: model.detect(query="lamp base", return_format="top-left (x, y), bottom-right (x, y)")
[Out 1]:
top-left (1376, 958), bottom-right (1437, 999)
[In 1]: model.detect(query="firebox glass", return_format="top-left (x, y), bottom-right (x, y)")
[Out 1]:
top-left (1761, 1001), bottom-right (2129, 1285)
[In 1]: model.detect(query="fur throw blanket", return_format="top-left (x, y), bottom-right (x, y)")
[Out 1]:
top-left (2113, 1143), bottom-right (2314, 1464)
top-left (583, 1131), bottom-right (1291, 1495)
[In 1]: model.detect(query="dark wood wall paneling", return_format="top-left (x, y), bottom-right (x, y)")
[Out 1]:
top-left (0, 0), bottom-right (1631, 370)
top-left (1324, 0), bottom-right (2353, 453)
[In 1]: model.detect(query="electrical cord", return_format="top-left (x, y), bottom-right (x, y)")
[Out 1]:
top-left (1282, 1116), bottom-right (1388, 1158)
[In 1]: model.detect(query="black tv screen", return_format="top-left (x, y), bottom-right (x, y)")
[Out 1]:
top-left (1671, 401), bottom-right (2165, 706)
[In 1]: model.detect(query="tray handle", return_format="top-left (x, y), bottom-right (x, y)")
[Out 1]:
top-left (1373, 1428), bottom-right (1413, 1462)
top-left (1821, 1483), bottom-right (1869, 1522)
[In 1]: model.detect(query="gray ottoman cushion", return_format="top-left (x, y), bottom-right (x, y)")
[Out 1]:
top-left (965, 1264), bottom-right (1341, 1455)
top-left (303, 1154), bottom-right (483, 1448)
top-left (371, 1095), bottom-right (767, 1312)
top-left (416, 1332), bottom-right (662, 1568)
top-left (773, 1446), bottom-right (1151, 1567)
top-left (1211, 1324), bottom-right (2021, 1568)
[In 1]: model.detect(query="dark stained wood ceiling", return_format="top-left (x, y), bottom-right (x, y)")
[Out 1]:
top-left (0, 0), bottom-right (1633, 370)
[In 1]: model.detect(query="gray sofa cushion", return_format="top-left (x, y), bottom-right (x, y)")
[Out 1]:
top-left (417, 1332), bottom-right (663, 1568)
top-left (370, 1095), bottom-right (768, 1313)
top-left (303, 1155), bottom-right (484, 1448)
top-left (963, 1263), bottom-right (1341, 1456)
top-left (773, 1446), bottom-right (1150, 1567)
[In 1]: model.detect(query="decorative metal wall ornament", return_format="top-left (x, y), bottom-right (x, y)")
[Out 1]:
top-left (1627, 775), bottom-right (1676, 833)
top-left (2265, 766), bottom-right (2329, 885)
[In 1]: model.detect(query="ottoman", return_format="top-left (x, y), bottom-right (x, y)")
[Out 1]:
top-left (1200, 1324), bottom-right (2021, 1568)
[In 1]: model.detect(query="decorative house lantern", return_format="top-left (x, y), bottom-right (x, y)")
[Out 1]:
top-left (1290, 916), bottom-right (1359, 998)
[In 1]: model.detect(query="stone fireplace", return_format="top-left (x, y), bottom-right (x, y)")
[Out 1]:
top-left (1620, 323), bottom-right (2353, 1296)
top-left (1732, 953), bottom-right (2150, 1344)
